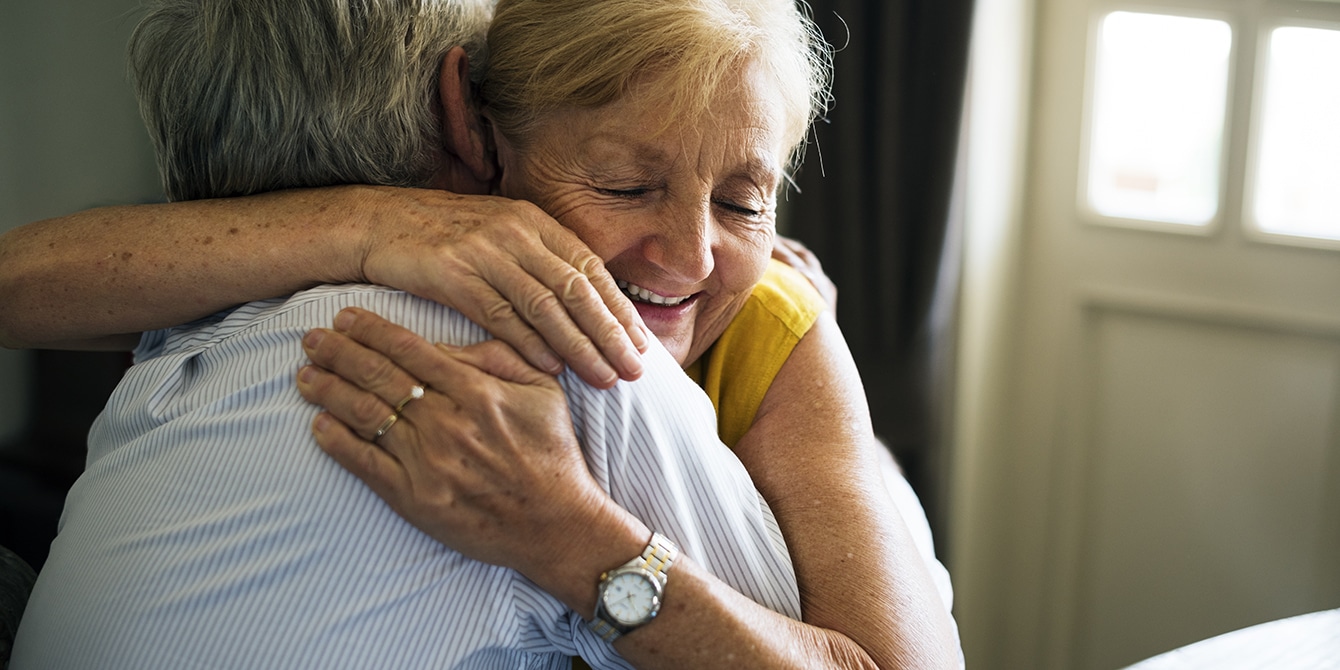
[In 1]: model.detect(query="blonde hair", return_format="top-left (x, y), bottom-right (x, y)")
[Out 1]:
top-left (481, 0), bottom-right (832, 169)
top-left (131, 0), bottom-right (492, 201)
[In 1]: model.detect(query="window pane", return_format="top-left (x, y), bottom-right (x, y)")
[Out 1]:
top-left (1250, 26), bottom-right (1340, 242)
top-left (1086, 12), bottom-right (1232, 226)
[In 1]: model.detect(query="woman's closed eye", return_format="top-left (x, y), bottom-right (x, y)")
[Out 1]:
top-left (595, 186), bottom-right (651, 198)
top-left (591, 182), bottom-right (768, 219)
top-left (713, 199), bottom-right (765, 218)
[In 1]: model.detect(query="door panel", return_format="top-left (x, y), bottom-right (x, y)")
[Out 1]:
top-left (954, 0), bottom-right (1340, 667)
top-left (1076, 304), bottom-right (1340, 667)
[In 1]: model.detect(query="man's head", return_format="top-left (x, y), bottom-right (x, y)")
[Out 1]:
top-left (130, 0), bottom-right (492, 202)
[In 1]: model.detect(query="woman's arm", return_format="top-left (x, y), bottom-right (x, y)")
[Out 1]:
top-left (0, 185), bottom-right (644, 386)
top-left (0, 189), bottom-right (361, 351)
top-left (726, 314), bottom-right (961, 667)
top-left (299, 308), bottom-right (959, 668)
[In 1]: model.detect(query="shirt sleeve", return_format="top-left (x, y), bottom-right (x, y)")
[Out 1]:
top-left (552, 341), bottom-right (802, 666)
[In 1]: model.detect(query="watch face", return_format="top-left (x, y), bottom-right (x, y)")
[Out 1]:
top-left (602, 571), bottom-right (659, 625)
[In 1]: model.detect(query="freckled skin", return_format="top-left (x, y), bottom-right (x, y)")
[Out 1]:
top-left (489, 61), bottom-right (790, 366)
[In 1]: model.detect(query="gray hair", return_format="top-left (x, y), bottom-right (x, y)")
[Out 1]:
top-left (130, 0), bottom-right (493, 202)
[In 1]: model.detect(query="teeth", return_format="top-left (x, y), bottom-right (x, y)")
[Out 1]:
top-left (616, 280), bottom-right (690, 306)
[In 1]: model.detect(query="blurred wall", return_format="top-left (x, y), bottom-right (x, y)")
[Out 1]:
top-left (0, 1), bottom-right (161, 448)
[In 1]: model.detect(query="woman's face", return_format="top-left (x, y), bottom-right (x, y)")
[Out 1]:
top-left (492, 61), bottom-right (789, 366)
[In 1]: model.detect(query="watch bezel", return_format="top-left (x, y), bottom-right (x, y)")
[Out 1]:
top-left (599, 566), bottom-right (665, 626)
top-left (588, 533), bottom-right (678, 642)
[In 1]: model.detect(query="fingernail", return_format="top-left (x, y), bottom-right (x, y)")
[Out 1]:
top-left (594, 360), bottom-right (618, 387)
top-left (303, 330), bottom-right (325, 350)
top-left (297, 365), bottom-right (317, 385)
top-left (312, 413), bottom-right (332, 435)
top-left (616, 346), bottom-right (643, 380)
top-left (628, 324), bottom-right (648, 351)
top-left (334, 309), bottom-right (357, 331)
top-left (540, 352), bottom-right (563, 374)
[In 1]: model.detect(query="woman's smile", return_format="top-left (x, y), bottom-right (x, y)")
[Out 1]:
top-left (491, 59), bottom-right (789, 366)
top-left (617, 280), bottom-right (694, 307)
top-left (617, 278), bottom-right (702, 336)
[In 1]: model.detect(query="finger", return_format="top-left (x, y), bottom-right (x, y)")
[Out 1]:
top-left (309, 411), bottom-right (415, 510)
top-left (303, 326), bottom-right (424, 412)
top-left (772, 236), bottom-right (838, 309)
top-left (531, 226), bottom-right (648, 374)
top-left (772, 236), bottom-right (810, 267)
top-left (573, 252), bottom-right (649, 354)
top-left (483, 259), bottom-right (625, 389)
top-left (474, 239), bottom-right (629, 379)
top-left (771, 242), bottom-right (816, 283)
top-left (780, 236), bottom-right (815, 258)
top-left (453, 274), bottom-right (567, 376)
top-left (297, 364), bottom-right (401, 442)
top-left (328, 307), bottom-right (508, 398)
top-left (436, 339), bottom-right (557, 388)
top-left (321, 308), bottom-right (453, 399)
top-left (440, 207), bottom-right (644, 386)
top-left (796, 245), bottom-right (820, 266)
top-left (555, 251), bottom-right (648, 370)
top-left (536, 224), bottom-right (649, 354)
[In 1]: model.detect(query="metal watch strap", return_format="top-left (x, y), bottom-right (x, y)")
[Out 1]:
top-left (636, 532), bottom-right (677, 585)
top-left (587, 532), bottom-right (678, 642)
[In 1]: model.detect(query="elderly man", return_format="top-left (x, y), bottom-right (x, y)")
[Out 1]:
top-left (7, 1), bottom-right (800, 668)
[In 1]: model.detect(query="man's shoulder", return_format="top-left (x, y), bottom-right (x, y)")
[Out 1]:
top-left (138, 284), bottom-right (485, 360)
top-left (559, 339), bottom-right (711, 416)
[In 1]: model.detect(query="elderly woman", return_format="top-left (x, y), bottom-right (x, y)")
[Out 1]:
top-left (3, 0), bottom-right (959, 667)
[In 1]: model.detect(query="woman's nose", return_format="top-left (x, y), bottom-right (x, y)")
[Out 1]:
top-left (644, 202), bottom-right (715, 285)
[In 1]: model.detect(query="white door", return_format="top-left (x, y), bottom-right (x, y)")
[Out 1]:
top-left (952, 0), bottom-right (1340, 668)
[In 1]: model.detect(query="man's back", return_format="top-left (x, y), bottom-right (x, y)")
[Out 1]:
top-left (11, 284), bottom-right (799, 669)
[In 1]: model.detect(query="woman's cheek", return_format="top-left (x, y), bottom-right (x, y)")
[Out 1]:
top-left (734, 228), bottom-right (775, 287)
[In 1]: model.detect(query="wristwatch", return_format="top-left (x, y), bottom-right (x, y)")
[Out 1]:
top-left (588, 532), bottom-right (679, 642)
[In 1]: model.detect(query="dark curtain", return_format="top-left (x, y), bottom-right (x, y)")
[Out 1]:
top-left (785, 0), bottom-right (975, 552)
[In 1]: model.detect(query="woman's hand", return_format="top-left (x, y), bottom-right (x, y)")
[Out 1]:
top-left (771, 235), bottom-right (837, 311)
top-left (296, 306), bottom-right (635, 609)
top-left (358, 188), bottom-right (647, 388)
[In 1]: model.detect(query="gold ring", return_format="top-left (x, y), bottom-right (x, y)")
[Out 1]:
top-left (393, 384), bottom-right (426, 414)
top-left (372, 412), bottom-right (399, 442)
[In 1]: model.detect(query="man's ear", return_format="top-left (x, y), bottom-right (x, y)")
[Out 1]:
top-left (438, 46), bottom-right (496, 186)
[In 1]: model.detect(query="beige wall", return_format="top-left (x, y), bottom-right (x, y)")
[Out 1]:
top-left (0, 1), bottom-right (160, 445)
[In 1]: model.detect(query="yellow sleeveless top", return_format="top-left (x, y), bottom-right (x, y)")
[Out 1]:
top-left (684, 258), bottom-right (826, 449)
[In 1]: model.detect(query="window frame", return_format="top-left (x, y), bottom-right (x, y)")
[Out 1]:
top-left (1241, 16), bottom-right (1340, 251)
top-left (1075, 3), bottom-right (1240, 237)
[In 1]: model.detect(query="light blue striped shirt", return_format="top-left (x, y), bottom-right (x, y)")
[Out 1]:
top-left (12, 284), bottom-right (801, 669)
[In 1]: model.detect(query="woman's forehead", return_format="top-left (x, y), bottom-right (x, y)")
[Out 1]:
top-left (531, 119), bottom-right (784, 192)
top-left (533, 64), bottom-right (791, 162)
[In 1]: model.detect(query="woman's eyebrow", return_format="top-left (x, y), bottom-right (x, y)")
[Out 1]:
top-left (728, 156), bottom-right (782, 189)
top-left (582, 133), bottom-right (673, 165)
